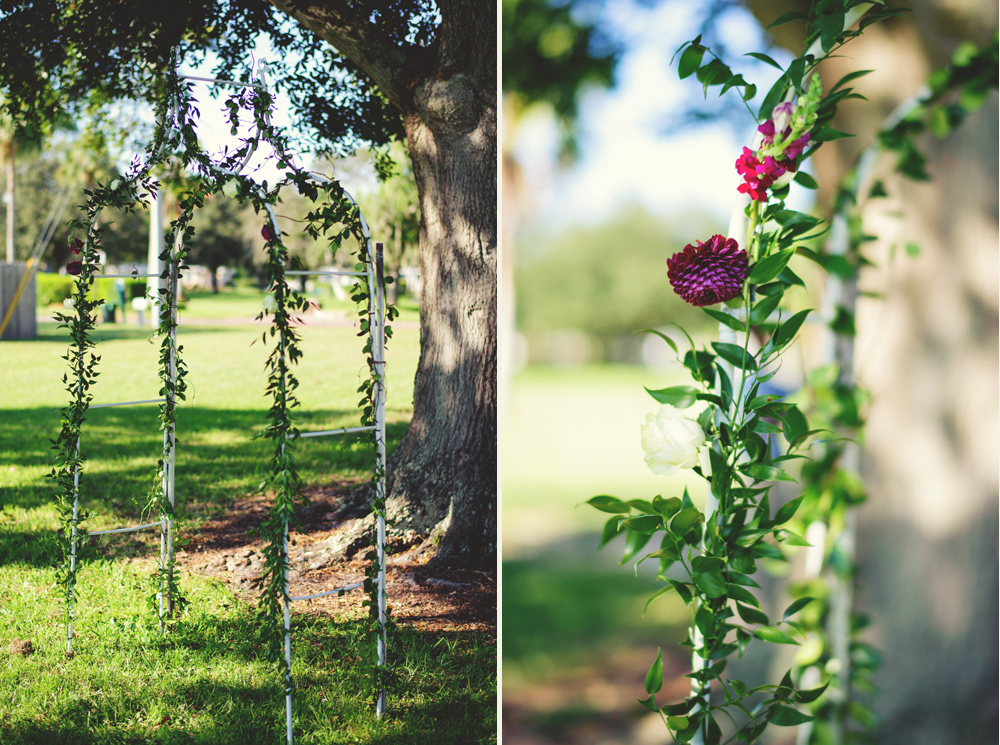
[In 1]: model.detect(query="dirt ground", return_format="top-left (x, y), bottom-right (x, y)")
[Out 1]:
top-left (169, 482), bottom-right (495, 637)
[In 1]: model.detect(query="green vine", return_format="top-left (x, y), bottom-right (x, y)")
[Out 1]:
top-left (590, 4), bottom-right (913, 742)
top-left (48, 55), bottom-right (397, 717)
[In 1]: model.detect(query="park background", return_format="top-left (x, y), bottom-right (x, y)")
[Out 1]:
top-left (502, 1), bottom-right (998, 744)
top-left (0, 24), bottom-right (496, 744)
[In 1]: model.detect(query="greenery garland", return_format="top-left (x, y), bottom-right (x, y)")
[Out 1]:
top-left (788, 35), bottom-right (998, 742)
top-left (49, 56), bottom-right (396, 713)
top-left (588, 4), bottom-right (908, 742)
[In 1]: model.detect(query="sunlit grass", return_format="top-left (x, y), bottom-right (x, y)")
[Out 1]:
top-left (0, 295), bottom-right (496, 744)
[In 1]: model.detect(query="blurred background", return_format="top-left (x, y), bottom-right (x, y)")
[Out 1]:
top-left (501, 1), bottom-right (998, 744)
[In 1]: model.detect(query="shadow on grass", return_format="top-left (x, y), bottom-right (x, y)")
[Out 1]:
top-left (1, 405), bottom-right (407, 567)
top-left (4, 611), bottom-right (495, 745)
top-left (28, 321), bottom-right (253, 344)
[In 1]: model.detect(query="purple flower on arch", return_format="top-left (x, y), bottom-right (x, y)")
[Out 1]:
top-left (66, 261), bottom-right (83, 276)
top-left (667, 235), bottom-right (748, 307)
top-left (261, 224), bottom-right (276, 242)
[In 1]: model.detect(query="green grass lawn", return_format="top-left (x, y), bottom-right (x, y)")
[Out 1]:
top-left (0, 291), bottom-right (496, 745)
top-left (502, 364), bottom-right (710, 555)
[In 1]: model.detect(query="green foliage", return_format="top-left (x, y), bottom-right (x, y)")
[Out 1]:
top-left (502, 0), bottom-right (617, 138)
top-left (586, 5), bottom-right (933, 742)
top-left (36, 273), bottom-right (75, 306)
top-left (516, 208), bottom-right (718, 345)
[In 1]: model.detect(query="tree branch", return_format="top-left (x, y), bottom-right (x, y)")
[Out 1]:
top-left (265, 0), bottom-right (423, 110)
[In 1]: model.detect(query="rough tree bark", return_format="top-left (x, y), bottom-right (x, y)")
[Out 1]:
top-left (267, 0), bottom-right (497, 570)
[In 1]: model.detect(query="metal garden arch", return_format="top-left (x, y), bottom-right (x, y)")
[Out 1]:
top-left (56, 60), bottom-right (389, 744)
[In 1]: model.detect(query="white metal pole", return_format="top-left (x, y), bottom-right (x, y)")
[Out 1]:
top-left (284, 527), bottom-right (294, 745)
top-left (67, 436), bottom-right (80, 655)
top-left (166, 247), bottom-right (179, 617)
top-left (147, 183), bottom-right (164, 329)
top-left (373, 243), bottom-right (388, 717)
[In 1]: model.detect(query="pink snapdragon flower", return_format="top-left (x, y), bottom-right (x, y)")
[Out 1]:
top-left (735, 148), bottom-right (789, 202)
top-left (667, 235), bottom-right (748, 306)
top-left (739, 102), bottom-right (811, 201)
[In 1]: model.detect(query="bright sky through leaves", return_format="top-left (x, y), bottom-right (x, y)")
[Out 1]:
top-left (511, 1), bottom-right (815, 234)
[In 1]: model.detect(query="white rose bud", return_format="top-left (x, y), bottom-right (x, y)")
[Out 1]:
top-left (640, 404), bottom-right (707, 476)
top-left (262, 294), bottom-right (279, 312)
top-left (109, 179), bottom-right (121, 191)
top-left (222, 180), bottom-right (239, 199)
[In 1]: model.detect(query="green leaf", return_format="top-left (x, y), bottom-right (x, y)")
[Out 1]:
top-left (774, 495), bottom-right (803, 525)
top-left (750, 293), bottom-right (782, 326)
top-left (728, 585), bottom-right (760, 608)
top-left (711, 342), bottom-right (757, 371)
top-left (621, 529), bottom-right (654, 565)
top-left (830, 69), bottom-right (874, 94)
top-left (670, 507), bottom-right (704, 537)
top-left (679, 44), bottom-right (705, 79)
top-left (776, 530), bottom-right (811, 546)
top-left (661, 700), bottom-right (694, 716)
top-left (599, 516), bottom-right (624, 548)
top-left (783, 596), bottom-right (816, 620)
top-left (639, 328), bottom-right (678, 354)
top-left (773, 309), bottom-right (811, 349)
top-left (653, 496), bottom-right (683, 520)
top-left (769, 704), bottom-right (813, 725)
top-left (694, 570), bottom-right (727, 598)
top-left (666, 716), bottom-right (689, 731)
top-left (667, 578), bottom-right (693, 604)
top-left (748, 248), bottom-right (796, 285)
top-left (742, 463), bottom-right (797, 483)
top-left (702, 307), bottom-right (746, 332)
top-left (621, 515), bottom-right (663, 534)
top-left (729, 571), bottom-right (761, 588)
top-left (795, 680), bottom-right (830, 704)
top-left (643, 585), bottom-right (676, 616)
top-left (694, 572), bottom-right (726, 598)
top-left (744, 52), bottom-right (784, 71)
top-left (638, 694), bottom-right (658, 712)
top-left (759, 72), bottom-right (788, 120)
top-left (793, 171), bottom-right (818, 189)
top-left (748, 541), bottom-right (787, 561)
top-left (781, 405), bottom-right (808, 444)
top-left (645, 385), bottom-right (699, 409)
top-left (586, 495), bottom-right (630, 514)
top-left (787, 57), bottom-right (807, 91)
top-left (645, 648), bottom-right (664, 694)
top-left (766, 11), bottom-right (807, 30)
top-left (736, 602), bottom-right (770, 626)
top-left (820, 10), bottom-right (845, 53)
top-left (754, 626), bottom-right (800, 645)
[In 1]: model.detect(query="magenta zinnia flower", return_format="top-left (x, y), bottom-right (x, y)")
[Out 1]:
top-left (66, 261), bottom-right (83, 276)
top-left (667, 235), bottom-right (748, 307)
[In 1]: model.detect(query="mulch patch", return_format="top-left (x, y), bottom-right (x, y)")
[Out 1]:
top-left (172, 483), bottom-right (495, 637)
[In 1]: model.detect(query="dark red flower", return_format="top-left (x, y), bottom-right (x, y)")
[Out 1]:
top-left (70, 238), bottom-right (83, 254)
top-left (261, 224), bottom-right (275, 242)
top-left (667, 235), bottom-right (748, 307)
top-left (736, 147), bottom-right (794, 202)
top-left (66, 261), bottom-right (83, 276)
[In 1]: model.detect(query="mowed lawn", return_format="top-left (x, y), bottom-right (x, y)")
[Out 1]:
top-left (0, 288), bottom-right (497, 745)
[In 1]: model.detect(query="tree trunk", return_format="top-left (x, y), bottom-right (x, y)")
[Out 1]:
top-left (270, 0), bottom-right (498, 571)
top-left (387, 71), bottom-right (497, 572)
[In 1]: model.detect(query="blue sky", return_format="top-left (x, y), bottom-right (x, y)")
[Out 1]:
top-left (508, 1), bottom-right (810, 235)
